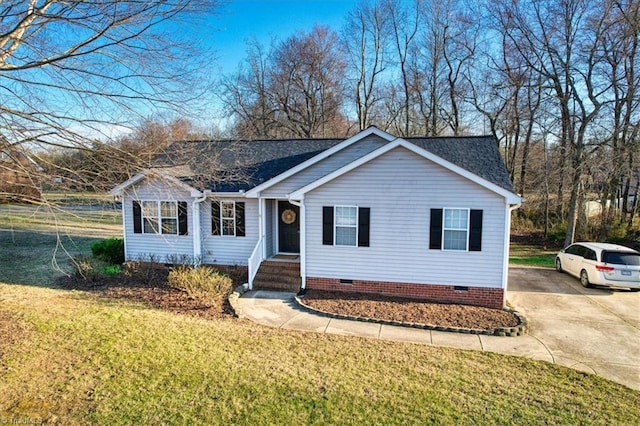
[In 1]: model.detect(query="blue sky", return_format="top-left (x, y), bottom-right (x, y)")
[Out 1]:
top-left (210, 0), bottom-right (358, 74)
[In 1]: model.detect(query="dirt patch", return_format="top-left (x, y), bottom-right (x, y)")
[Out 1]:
top-left (58, 271), bottom-right (236, 321)
top-left (302, 290), bottom-right (520, 330)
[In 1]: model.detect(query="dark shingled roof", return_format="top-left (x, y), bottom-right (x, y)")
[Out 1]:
top-left (151, 135), bottom-right (514, 193)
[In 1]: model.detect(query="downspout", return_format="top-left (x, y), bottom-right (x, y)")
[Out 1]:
top-left (502, 201), bottom-right (522, 307)
top-left (118, 195), bottom-right (127, 261)
top-left (288, 198), bottom-right (305, 290)
top-left (191, 193), bottom-right (208, 266)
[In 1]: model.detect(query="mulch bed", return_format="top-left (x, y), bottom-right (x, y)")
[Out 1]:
top-left (57, 270), bottom-right (518, 330)
top-left (302, 290), bottom-right (520, 330)
top-left (57, 272), bottom-right (235, 320)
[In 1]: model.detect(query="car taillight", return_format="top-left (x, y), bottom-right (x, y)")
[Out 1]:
top-left (596, 265), bottom-right (615, 272)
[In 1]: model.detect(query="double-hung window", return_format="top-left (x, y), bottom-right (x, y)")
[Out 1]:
top-left (142, 201), bottom-right (160, 234)
top-left (160, 202), bottom-right (178, 234)
top-left (335, 206), bottom-right (358, 246)
top-left (443, 208), bottom-right (469, 250)
top-left (211, 200), bottom-right (246, 237)
top-left (221, 201), bottom-right (236, 236)
top-left (141, 201), bottom-right (178, 235)
top-left (133, 200), bottom-right (187, 235)
top-left (429, 208), bottom-right (482, 252)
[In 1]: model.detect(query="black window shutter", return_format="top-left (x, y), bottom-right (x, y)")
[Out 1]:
top-left (357, 207), bottom-right (370, 247)
top-left (133, 200), bottom-right (142, 234)
top-left (429, 208), bottom-right (443, 249)
top-left (178, 202), bottom-right (188, 235)
top-left (235, 202), bottom-right (245, 237)
top-left (211, 201), bottom-right (221, 235)
top-left (322, 206), bottom-right (334, 245)
top-left (469, 209), bottom-right (483, 251)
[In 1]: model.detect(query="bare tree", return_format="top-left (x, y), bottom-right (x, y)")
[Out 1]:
top-left (270, 26), bottom-right (348, 138)
top-left (341, 0), bottom-right (391, 131)
top-left (385, 0), bottom-right (422, 136)
top-left (0, 0), bottom-right (220, 200)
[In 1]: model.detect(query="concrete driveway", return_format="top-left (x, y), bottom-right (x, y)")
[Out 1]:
top-left (508, 267), bottom-right (640, 390)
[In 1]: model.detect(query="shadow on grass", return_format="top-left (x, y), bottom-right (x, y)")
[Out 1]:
top-left (0, 229), bottom-right (104, 287)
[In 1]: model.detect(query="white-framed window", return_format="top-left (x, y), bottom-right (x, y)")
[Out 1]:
top-left (443, 208), bottom-right (469, 250)
top-left (335, 206), bottom-right (357, 246)
top-left (142, 201), bottom-right (178, 235)
top-left (221, 201), bottom-right (236, 236)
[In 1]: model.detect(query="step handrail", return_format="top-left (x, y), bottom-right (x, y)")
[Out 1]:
top-left (248, 237), bottom-right (264, 290)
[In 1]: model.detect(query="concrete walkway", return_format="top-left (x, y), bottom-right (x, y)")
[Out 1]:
top-left (236, 268), bottom-right (640, 391)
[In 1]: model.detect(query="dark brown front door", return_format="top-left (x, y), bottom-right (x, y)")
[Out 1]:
top-left (278, 201), bottom-right (300, 253)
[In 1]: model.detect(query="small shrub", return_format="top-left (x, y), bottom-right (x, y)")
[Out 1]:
top-left (73, 255), bottom-right (101, 282)
top-left (102, 264), bottom-right (121, 275)
top-left (122, 260), bottom-right (167, 286)
top-left (168, 266), bottom-right (233, 302)
top-left (91, 238), bottom-right (124, 265)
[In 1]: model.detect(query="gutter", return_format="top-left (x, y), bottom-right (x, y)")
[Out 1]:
top-left (191, 193), bottom-right (208, 266)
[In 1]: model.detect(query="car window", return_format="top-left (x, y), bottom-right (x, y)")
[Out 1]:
top-left (584, 249), bottom-right (597, 261)
top-left (602, 251), bottom-right (640, 266)
top-left (565, 245), bottom-right (582, 256)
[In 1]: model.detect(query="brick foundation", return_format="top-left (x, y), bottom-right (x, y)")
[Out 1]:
top-left (305, 277), bottom-right (504, 309)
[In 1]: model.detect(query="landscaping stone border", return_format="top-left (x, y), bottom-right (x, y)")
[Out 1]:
top-left (294, 295), bottom-right (528, 337)
top-left (228, 283), bottom-right (249, 319)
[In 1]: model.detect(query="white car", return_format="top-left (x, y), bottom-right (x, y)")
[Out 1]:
top-left (555, 242), bottom-right (640, 290)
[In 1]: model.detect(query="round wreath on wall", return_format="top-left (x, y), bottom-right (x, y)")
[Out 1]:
top-left (281, 209), bottom-right (296, 224)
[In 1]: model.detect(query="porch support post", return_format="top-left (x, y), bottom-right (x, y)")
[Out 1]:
top-left (259, 198), bottom-right (266, 259)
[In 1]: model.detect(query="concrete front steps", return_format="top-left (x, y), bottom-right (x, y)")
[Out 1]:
top-left (252, 260), bottom-right (301, 292)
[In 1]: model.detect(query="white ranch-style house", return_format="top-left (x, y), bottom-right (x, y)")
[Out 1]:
top-left (111, 127), bottom-right (522, 309)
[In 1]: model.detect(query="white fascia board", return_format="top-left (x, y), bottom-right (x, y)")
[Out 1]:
top-left (289, 138), bottom-right (522, 204)
top-left (207, 192), bottom-right (247, 198)
top-left (244, 127), bottom-right (397, 197)
top-left (109, 170), bottom-right (202, 198)
top-left (109, 173), bottom-right (146, 196)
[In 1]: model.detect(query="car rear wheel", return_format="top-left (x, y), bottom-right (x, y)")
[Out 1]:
top-left (555, 258), bottom-right (563, 272)
top-left (580, 270), bottom-right (591, 288)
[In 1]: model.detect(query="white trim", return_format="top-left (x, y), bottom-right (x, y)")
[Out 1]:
top-left (110, 173), bottom-right (146, 196)
top-left (334, 205), bottom-right (358, 247)
top-left (441, 208), bottom-right (470, 252)
top-left (140, 200), bottom-right (180, 235)
top-left (289, 139), bottom-right (522, 204)
top-left (502, 203), bottom-right (521, 304)
top-left (121, 198), bottom-right (128, 260)
top-left (276, 200), bottom-right (301, 254)
top-left (192, 195), bottom-right (207, 265)
top-left (245, 127), bottom-right (396, 197)
top-left (288, 199), bottom-right (306, 288)
top-left (110, 170), bottom-right (202, 197)
top-left (220, 200), bottom-right (236, 237)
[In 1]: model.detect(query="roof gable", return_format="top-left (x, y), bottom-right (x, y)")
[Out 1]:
top-left (113, 127), bottom-right (517, 201)
top-left (289, 139), bottom-right (521, 203)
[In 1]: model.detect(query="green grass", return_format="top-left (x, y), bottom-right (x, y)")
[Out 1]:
top-left (1, 199), bottom-right (638, 423)
top-left (1, 284), bottom-right (638, 425)
top-left (509, 244), bottom-right (556, 268)
top-left (0, 203), bottom-right (121, 236)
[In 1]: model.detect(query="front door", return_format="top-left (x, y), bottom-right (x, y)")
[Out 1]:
top-left (278, 201), bottom-right (300, 253)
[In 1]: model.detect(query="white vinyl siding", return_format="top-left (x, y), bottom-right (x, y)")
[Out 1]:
top-left (261, 135), bottom-right (385, 198)
top-left (202, 198), bottom-right (259, 266)
top-left (443, 208), bottom-right (468, 251)
top-left (304, 146), bottom-right (507, 289)
top-left (122, 179), bottom-right (193, 262)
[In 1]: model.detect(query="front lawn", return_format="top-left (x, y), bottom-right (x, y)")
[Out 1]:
top-left (1, 284), bottom-right (638, 424)
top-left (1, 204), bottom-right (638, 424)
top-left (509, 243), bottom-right (557, 268)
